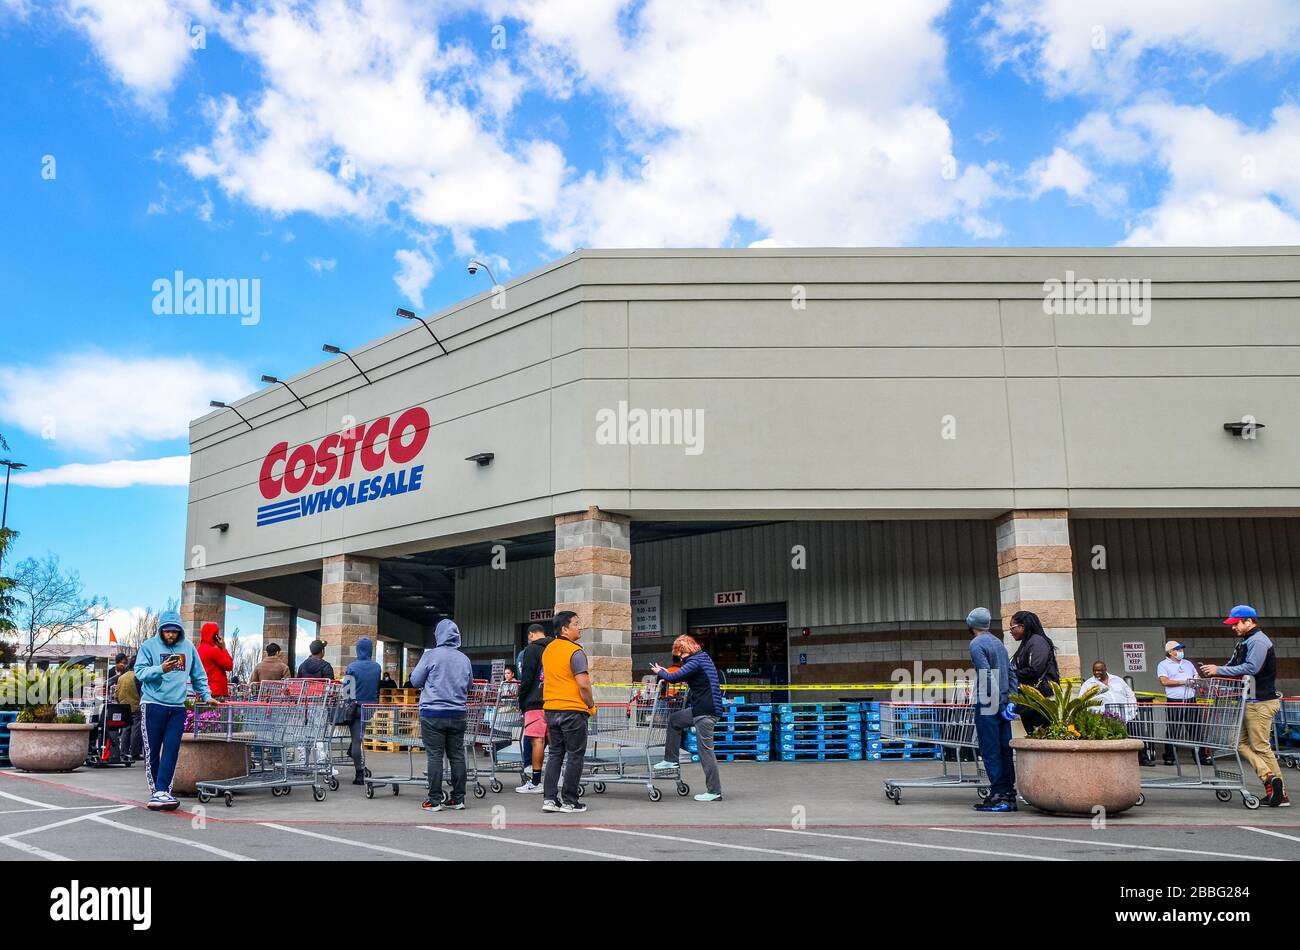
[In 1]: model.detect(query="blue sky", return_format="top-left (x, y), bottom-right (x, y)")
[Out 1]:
top-left (1, 0), bottom-right (1298, 643)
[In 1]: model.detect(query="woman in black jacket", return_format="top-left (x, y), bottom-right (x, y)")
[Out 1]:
top-left (1009, 610), bottom-right (1059, 735)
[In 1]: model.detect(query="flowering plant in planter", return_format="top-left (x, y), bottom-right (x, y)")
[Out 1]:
top-left (1010, 681), bottom-right (1129, 740)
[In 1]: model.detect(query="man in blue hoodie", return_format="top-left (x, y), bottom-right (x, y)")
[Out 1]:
top-left (343, 637), bottom-right (382, 785)
top-left (966, 606), bottom-right (1017, 813)
top-left (134, 609), bottom-right (212, 811)
top-left (410, 619), bottom-right (473, 812)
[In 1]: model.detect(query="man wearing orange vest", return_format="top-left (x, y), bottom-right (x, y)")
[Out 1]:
top-left (540, 610), bottom-right (596, 814)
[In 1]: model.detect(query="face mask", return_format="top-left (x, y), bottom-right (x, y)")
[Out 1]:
top-left (1174, 651), bottom-right (1184, 661)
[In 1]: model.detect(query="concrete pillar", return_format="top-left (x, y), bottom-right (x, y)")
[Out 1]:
top-left (995, 509), bottom-right (1081, 681)
top-left (555, 507), bottom-right (632, 699)
top-left (262, 605), bottom-right (297, 671)
top-left (320, 554), bottom-right (379, 673)
top-left (180, 581), bottom-right (226, 641)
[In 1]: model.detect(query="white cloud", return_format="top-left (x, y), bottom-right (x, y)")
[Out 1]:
top-left (1028, 147), bottom-right (1093, 198)
top-left (0, 353), bottom-right (254, 455)
top-left (393, 248), bottom-right (436, 307)
top-left (513, 0), bottom-right (1002, 247)
top-left (178, 0), bottom-right (564, 231)
top-left (980, 0), bottom-right (1300, 97)
top-left (12, 456), bottom-right (190, 488)
top-left (307, 256), bottom-right (336, 273)
top-left (1063, 102), bottom-right (1300, 245)
top-left (61, 0), bottom-right (207, 105)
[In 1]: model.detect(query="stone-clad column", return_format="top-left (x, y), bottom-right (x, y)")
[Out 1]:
top-left (320, 554), bottom-right (379, 673)
top-left (554, 508), bottom-right (632, 699)
top-left (181, 581), bottom-right (226, 641)
top-left (996, 509), bottom-right (1081, 681)
top-left (262, 605), bottom-right (297, 672)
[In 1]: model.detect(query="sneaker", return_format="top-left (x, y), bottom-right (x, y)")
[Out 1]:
top-left (157, 793), bottom-right (180, 812)
top-left (145, 792), bottom-right (167, 811)
top-left (1266, 776), bottom-right (1291, 807)
top-left (421, 799), bottom-right (442, 812)
top-left (446, 800), bottom-right (466, 810)
top-left (974, 797), bottom-right (1018, 813)
top-left (652, 760), bottom-right (677, 771)
top-left (694, 792), bottom-right (722, 802)
top-left (352, 776), bottom-right (366, 786)
top-left (541, 799), bottom-right (561, 813)
top-left (515, 781), bottom-right (543, 794)
top-left (559, 801), bottom-right (588, 813)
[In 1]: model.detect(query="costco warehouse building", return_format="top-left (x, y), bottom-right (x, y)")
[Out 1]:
top-left (183, 248), bottom-right (1300, 698)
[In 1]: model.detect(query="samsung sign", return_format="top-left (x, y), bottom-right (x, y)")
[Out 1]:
top-left (255, 407), bottom-right (429, 528)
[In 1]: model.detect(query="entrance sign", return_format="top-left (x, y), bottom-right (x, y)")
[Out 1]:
top-left (529, 608), bottom-right (554, 623)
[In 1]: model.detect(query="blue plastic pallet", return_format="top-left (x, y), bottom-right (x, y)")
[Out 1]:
top-left (864, 750), bottom-right (941, 760)
top-left (779, 722), bottom-right (861, 733)
top-left (779, 750), bottom-right (864, 761)
top-left (694, 753), bottom-right (770, 762)
top-left (777, 703), bottom-right (861, 714)
top-left (781, 743), bottom-right (865, 753)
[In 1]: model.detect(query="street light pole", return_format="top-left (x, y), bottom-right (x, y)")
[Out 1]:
top-left (0, 458), bottom-right (27, 573)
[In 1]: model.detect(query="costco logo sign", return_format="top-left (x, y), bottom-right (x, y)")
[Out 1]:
top-left (256, 407), bottom-right (429, 527)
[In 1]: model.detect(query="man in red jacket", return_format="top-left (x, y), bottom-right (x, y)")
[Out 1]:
top-left (197, 622), bottom-right (234, 698)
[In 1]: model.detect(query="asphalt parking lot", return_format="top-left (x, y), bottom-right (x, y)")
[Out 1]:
top-left (1, 756), bottom-right (1296, 862)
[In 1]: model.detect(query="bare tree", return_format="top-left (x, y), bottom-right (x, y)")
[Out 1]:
top-left (226, 626), bottom-right (259, 683)
top-left (11, 555), bottom-right (107, 668)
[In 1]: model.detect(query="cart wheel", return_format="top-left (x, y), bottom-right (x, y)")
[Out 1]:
top-left (365, 784), bottom-right (375, 799)
top-left (364, 767), bottom-right (372, 778)
top-left (124, 759), bottom-right (133, 768)
top-left (648, 785), bottom-right (663, 802)
top-left (490, 779), bottom-right (503, 793)
top-left (197, 790), bottom-right (211, 804)
top-left (313, 786), bottom-right (327, 802)
top-left (473, 784), bottom-right (486, 799)
top-left (328, 776), bottom-right (340, 792)
top-left (1134, 793), bottom-right (1145, 806)
top-left (576, 784), bottom-right (586, 798)
top-left (441, 789), bottom-right (451, 805)
top-left (1216, 789), bottom-right (1233, 802)
top-left (223, 792), bottom-right (234, 807)
top-left (677, 782), bottom-right (690, 797)
top-left (1243, 794), bottom-right (1261, 810)
top-left (594, 782), bottom-right (607, 794)
top-left (976, 786), bottom-right (991, 800)
top-left (392, 785), bottom-right (400, 796)
top-left (884, 785), bottom-right (899, 802)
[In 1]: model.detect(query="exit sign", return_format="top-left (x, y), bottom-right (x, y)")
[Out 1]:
top-left (714, 590), bottom-right (746, 606)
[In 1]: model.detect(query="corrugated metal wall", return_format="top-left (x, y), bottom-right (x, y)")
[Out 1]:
top-left (1072, 518), bottom-right (1300, 620)
top-left (633, 521), bottom-right (999, 634)
top-left (455, 555), bottom-right (553, 649)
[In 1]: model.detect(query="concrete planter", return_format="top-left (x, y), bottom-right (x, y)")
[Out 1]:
top-left (1010, 738), bottom-right (1146, 817)
top-left (172, 734), bottom-right (251, 796)
top-left (7, 722), bottom-right (93, 773)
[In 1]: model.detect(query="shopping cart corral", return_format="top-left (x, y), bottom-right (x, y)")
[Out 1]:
top-left (579, 688), bottom-right (691, 802)
top-left (1116, 677), bottom-right (1261, 809)
top-left (879, 701), bottom-right (987, 804)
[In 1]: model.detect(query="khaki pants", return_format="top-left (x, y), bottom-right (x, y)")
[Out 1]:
top-left (1238, 699), bottom-right (1282, 783)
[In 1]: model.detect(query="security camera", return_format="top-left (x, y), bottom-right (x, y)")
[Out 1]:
top-left (467, 262), bottom-right (478, 275)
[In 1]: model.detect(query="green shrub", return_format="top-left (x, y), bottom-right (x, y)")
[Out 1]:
top-left (1010, 681), bottom-right (1130, 741)
top-left (54, 709), bottom-right (86, 725)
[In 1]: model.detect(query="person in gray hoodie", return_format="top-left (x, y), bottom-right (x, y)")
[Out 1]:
top-left (967, 606), bottom-right (1017, 813)
top-left (410, 619), bottom-right (474, 812)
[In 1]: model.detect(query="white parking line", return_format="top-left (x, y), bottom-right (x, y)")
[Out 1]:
top-left (88, 814), bottom-right (255, 861)
top-left (420, 826), bottom-right (644, 861)
top-left (766, 828), bottom-right (1067, 860)
top-left (0, 806), bottom-right (124, 816)
top-left (588, 827), bottom-right (848, 861)
top-left (0, 836), bottom-right (70, 860)
top-left (5, 805), bottom-right (134, 838)
top-left (1240, 826), bottom-right (1300, 845)
top-left (935, 827), bottom-right (1283, 861)
top-left (0, 787), bottom-right (63, 810)
top-left (0, 804), bottom-right (133, 861)
top-left (262, 823), bottom-right (447, 860)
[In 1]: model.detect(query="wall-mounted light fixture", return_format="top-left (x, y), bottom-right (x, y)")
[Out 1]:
top-left (209, 400), bottom-right (254, 430)
top-left (210, 522), bottom-right (230, 532)
top-left (1224, 421), bottom-right (1266, 437)
top-left (465, 452), bottom-right (494, 467)
top-left (322, 344), bottom-right (373, 384)
top-left (261, 374), bottom-right (308, 410)
top-left (396, 307), bottom-right (449, 356)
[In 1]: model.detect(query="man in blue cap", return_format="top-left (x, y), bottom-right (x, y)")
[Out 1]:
top-left (966, 606), bottom-right (1017, 812)
top-left (1201, 605), bottom-right (1288, 807)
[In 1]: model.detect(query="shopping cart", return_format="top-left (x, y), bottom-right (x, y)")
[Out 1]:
top-left (879, 700), bottom-right (987, 804)
top-left (468, 682), bottom-right (526, 793)
top-left (579, 686), bottom-right (690, 802)
top-left (193, 680), bottom-right (342, 806)
top-left (1118, 677), bottom-right (1260, 809)
top-left (361, 703), bottom-right (427, 798)
top-left (1273, 697), bottom-right (1299, 770)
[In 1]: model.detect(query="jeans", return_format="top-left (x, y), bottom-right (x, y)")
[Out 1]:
top-left (974, 712), bottom-right (1016, 799)
top-left (543, 710), bottom-right (589, 806)
top-left (347, 714), bottom-right (366, 774)
top-left (142, 703), bottom-right (188, 795)
top-left (663, 709), bottom-right (722, 796)
top-left (421, 716), bottom-right (467, 804)
top-left (126, 710), bottom-right (143, 760)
